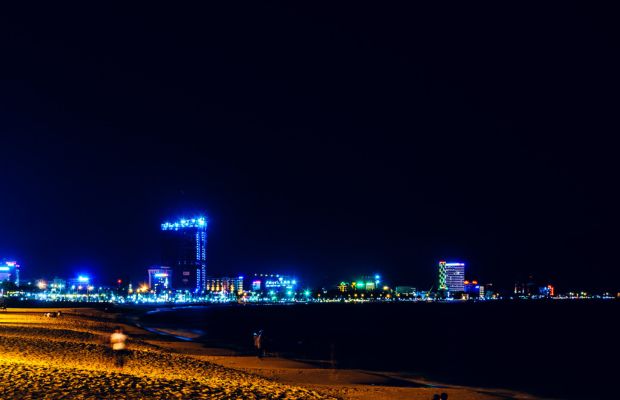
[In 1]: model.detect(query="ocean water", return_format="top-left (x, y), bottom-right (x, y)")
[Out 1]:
top-left (138, 300), bottom-right (618, 399)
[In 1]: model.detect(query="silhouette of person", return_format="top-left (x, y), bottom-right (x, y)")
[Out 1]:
top-left (110, 326), bottom-right (128, 368)
top-left (253, 329), bottom-right (265, 358)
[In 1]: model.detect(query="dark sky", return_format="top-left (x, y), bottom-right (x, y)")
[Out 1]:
top-left (1, 2), bottom-right (618, 291)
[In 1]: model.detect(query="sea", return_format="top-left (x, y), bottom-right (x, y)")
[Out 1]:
top-left (136, 300), bottom-right (618, 399)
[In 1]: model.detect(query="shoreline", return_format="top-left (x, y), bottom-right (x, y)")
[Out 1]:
top-left (131, 306), bottom-right (543, 400)
top-left (0, 306), bottom-right (544, 399)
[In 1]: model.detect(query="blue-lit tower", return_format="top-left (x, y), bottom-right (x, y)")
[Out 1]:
top-left (161, 217), bottom-right (207, 292)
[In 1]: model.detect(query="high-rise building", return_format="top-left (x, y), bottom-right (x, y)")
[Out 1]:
top-left (161, 217), bottom-right (207, 292)
top-left (147, 266), bottom-right (172, 293)
top-left (438, 261), bottom-right (465, 295)
top-left (0, 260), bottom-right (20, 286)
top-left (445, 262), bottom-right (465, 293)
top-left (438, 261), bottom-right (447, 291)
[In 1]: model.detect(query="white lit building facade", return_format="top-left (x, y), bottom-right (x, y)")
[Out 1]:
top-left (445, 262), bottom-right (465, 294)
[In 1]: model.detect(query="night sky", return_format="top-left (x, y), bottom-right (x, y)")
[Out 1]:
top-left (1, 2), bottom-right (618, 291)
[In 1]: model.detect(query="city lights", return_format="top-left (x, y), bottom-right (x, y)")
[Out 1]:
top-left (1, 221), bottom-right (612, 307)
top-left (161, 217), bottom-right (207, 231)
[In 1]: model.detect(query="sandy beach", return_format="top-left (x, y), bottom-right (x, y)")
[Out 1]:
top-left (0, 308), bottom-right (534, 399)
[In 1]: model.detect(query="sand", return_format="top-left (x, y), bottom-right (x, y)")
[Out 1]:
top-left (0, 308), bottom-right (535, 399)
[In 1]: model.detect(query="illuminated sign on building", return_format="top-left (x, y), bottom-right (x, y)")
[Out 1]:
top-left (252, 274), bottom-right (298, 292)
top-left (265, 278), bottom-right (297, 288)
top-left (148, 266), bottom-right (172, 292)
top-left (0, 260), bottom-right (20, 286)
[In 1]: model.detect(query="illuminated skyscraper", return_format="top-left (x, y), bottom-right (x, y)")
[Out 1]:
top-left (161, 217), bottom-right (207, 292)
top-left (0, 260), bottom-right (20, 286)
top-left (438, 260), bottom-right (465, 295)
top-left (445, 262), bottom-right (465, 294)
top-left (438, 261), bottom-right (447, 291)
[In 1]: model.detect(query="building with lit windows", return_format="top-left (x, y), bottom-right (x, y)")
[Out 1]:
top-left (147, 266), bottom-right (172, 293)
top-left (395, 286), bottom-right (417, 295)
top-left (352, 275), bottom-right (382, 291)
top-left (49, 278), bottom-right (66, 293)
top-left (0, 260), bottom-right (20, 286)
top-left (206, 276), bottom-right (244, 296)
top-left (514, 274), bottom-right (542, 296)
top-left (161, 217), bottom-right (207, 292)
top-left (438, 261), bottom-right (465, 295)
top-left (67, 275), bottom-right (93, 293)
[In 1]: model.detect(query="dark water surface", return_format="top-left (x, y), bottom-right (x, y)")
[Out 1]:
top-left (139, 301), bottom-right (618, 399)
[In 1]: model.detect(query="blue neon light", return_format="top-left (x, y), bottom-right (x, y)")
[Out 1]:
top-left (161, 217), bottom-right (207, 231)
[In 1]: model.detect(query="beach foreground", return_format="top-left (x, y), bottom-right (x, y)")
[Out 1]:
top-left (0, 309), bottom-right (520, 399)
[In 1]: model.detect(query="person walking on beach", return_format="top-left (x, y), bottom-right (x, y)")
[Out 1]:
top-left (110, 326), bottom-right (128, 368)
top-left (253, 329), bottom-right (265, 358)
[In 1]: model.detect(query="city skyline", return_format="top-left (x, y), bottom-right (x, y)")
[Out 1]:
top-left (0, 211), bottom-right (615, 293)
top-left (2, 3), bottom-right (618, 292)
top-left (1, 4), bottom-right (617, 400)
